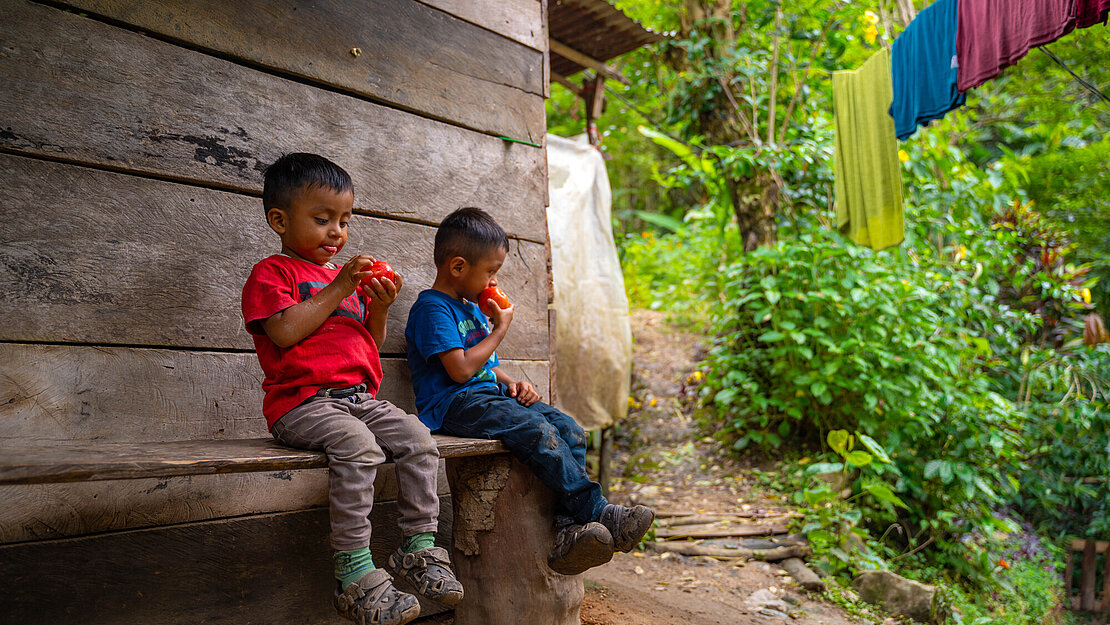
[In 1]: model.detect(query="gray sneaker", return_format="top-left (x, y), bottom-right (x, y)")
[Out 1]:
top-left (333, 568), bottom-right (420, 625)
top-left (599, 504), bottom-right (655, 552)
top-left (386, 546), bottom-right (464, 607)
top-left (547, 521), bottom-right (614, 575)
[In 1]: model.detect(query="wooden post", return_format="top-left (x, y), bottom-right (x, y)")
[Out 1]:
top-left (585, 75), bottom-right (606, 146)
top-left (1065, 546), bottom-right (1076, 609)
top-left (599, 426), bottom-right (613, 498)
top-left (446, 455), bottom-right (583, 625)
top-left (1081, 539), bottom-right (1097, 612)
top-left (1104, 548), bottom-right (1110, 613)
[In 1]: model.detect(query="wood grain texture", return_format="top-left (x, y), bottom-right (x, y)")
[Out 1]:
top-left (0, 436), bottom-right (505, 485)
top-left (447, 455), bottom-right (583, 625)
top-left (53, 0), bottom-right (545, 141)
top-left (417, 0), bottom-right (545, 51)
top-left (0, 504), bottom-right (454, 624)
top-left (0, 463), bottom-right (451, 544)
top-left (1082, 539), bottom-right (1098, 611)
top-left (0, 344), bottom-right (549, 443)
top-left (0, 154), bottom-right (549, 357)
top-left (0, 0), bottom-right (546, 240)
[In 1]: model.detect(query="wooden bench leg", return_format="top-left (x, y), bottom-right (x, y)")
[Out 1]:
top-left (446, 455), bottom-right (583, 625)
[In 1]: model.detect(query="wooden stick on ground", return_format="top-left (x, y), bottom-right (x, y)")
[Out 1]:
top-left (654, 518), bottom-right (792, 539)
top-left (645, 541), bottom-right (811, 562)
top-left (657, 512), bottom-right (800, 527)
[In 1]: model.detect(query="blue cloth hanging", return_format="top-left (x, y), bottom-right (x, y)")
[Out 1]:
top-left (889, 0), bottom-right (967, 140)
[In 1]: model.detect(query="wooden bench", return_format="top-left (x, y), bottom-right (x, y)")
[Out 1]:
top-left (0, 435), bottom-right (584, 625)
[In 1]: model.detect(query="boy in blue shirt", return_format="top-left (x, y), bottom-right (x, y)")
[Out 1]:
top-left (406, 207), bottom-right (653, 575)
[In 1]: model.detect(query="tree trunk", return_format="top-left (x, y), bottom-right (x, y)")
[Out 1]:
top-left (669, 0), bottom-right (779, 253)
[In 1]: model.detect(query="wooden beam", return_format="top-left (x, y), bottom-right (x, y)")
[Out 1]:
top-left (1072, 539), bottom-right (1110, 554)
top-left (551, 71), bottom-right (584, 97)
top-left (1081, 539), bottom-right (1097, 611)
top-left (549, 39), bottom-right (631, 85)
top-left (586, 75), bottom-right (606, 146)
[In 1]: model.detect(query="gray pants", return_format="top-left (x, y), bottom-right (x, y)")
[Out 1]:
top-left (271, 393), bottom-right (440, 551)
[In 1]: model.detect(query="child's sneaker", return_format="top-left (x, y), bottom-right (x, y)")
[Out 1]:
top-left (598, 504), bottom-right (655, 552)
top-left (334, 568), bottom-right (420, 625)
top-left (386, 546), bottom-right (464, 606)
top-left (547, 521), bottom-right (614, 575)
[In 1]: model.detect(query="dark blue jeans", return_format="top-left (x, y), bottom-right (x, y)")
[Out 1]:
top-left (439, 384), bottom-right (607, 526)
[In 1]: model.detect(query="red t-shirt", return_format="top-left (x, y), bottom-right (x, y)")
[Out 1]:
top-left (241, 254), bottom-right (383, 428)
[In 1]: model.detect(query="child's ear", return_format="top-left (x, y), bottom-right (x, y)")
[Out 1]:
top-left (267, 207), bottom-right (288, 234)
top-left (448, 256), bottom-right (467, 276)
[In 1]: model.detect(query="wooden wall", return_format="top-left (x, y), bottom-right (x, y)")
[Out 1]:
top-left (0, 0), bottom-right (548, 554)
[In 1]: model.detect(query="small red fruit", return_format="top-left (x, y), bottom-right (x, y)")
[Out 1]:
top-left (478, 287), bottom-right (510, 315)
top-left (361, 260), bottom-right (396, 285)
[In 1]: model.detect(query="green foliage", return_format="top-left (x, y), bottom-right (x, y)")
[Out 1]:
top-left (1005, 346), bottom-right (1110, 538)
top-left (903, 529), bottom-right (1072, 625)
top-left (698, 224), bottom-right (1032, 579)
top-left (618, 223), bottom-right (729, 317)
top-left (585, 0), bottom-right (1110, 613)
top-left (1019, 138), bottom-right (1110, 315)
top-left (798, 430), bottom-right (903, 578)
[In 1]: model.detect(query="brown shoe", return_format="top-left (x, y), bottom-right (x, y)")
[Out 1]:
top-left (547, 521), bottom-right (614, 575)
top-left (599, 504), bottom-right (655, 552)
top-left (387, 546), bottom-right (464, 607)
top-left (333, 568), bottom-right (420, 625)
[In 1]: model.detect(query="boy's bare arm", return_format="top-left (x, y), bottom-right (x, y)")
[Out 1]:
top-left (262, 256), bottom-right (372, 347)
top-left (362, 272), bottom-right (403, 348)
top-left (438, 303), bottom-right (513, 383)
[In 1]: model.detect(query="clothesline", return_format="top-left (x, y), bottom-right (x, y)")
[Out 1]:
top-left (1037, 46), bottom-right (1110, 106)
top-left (835, 0), bottom-right (1109, 251)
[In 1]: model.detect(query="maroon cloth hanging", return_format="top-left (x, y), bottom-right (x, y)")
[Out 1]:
top-left (1075, 0), bottom-right (1110, 27)
top-left (956, 0), bottom-right (1076, 91)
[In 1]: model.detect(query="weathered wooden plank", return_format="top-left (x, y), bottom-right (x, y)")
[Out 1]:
top-left (653, 517), bottom-right (793, 539)
top-left (0, 344), bottom-right (549, 443)
top-left (0, 154), bottom-right (549, 358)
top-left (1103, 550), bottom-right (1110, 613)
top-left (0, 435), bottom-right (506, 485)
top-left (1082, 539), bottom-right (1098, 612)
top-left (1072, 539), bottom-right (1110, 554)
top-left (417, 0), bottom-right (545, 51)
top-left (0, 462), bottom-right (452, 544)
top-left (0, 504), bottom-right (453, 624)
top-left (53, 0), bottom-right (545, 141)
top-left (0, 0), bottom-right (546, 240)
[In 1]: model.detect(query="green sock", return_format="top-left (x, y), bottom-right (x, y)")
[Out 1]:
top-left (403, 532), bottom-right (435, 553)
top-left (334, 547), bottom-right (375, 587)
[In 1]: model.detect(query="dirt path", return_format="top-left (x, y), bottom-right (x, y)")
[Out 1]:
top-left (579, 310), bottom-right (861, 625)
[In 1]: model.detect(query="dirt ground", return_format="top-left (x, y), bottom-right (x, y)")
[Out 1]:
top-left (420, 310), bottom-right (865, 625)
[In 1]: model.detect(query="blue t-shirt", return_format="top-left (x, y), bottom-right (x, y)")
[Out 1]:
top-left (406, 289), bottom-right (499, 430)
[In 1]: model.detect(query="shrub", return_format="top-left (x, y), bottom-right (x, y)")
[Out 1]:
top-left (699, 226), bottom-right (1031, 578)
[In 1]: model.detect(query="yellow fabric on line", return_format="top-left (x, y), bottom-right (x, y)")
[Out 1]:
top-left (833, 48), bottom-right (904, 250)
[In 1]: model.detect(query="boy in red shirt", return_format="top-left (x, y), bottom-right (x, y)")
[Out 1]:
top-left (241, 153), bottom-right (460, 625)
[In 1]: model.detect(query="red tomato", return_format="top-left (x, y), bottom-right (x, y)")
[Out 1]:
top-left (478, 287), bottom-right (510, 315)
top-left (361, 260), bottom-right (396, 285)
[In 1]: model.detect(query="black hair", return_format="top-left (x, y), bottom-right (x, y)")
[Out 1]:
top-left (434, 207), bottom-right (509, 266)
top-left (262, 153), bottom-right (353, 215)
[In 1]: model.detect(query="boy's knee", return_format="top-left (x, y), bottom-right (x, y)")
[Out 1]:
top-left (394, 420), bottom-right (439, 459)
top-left (332, 429), bottom-right (386, 465)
